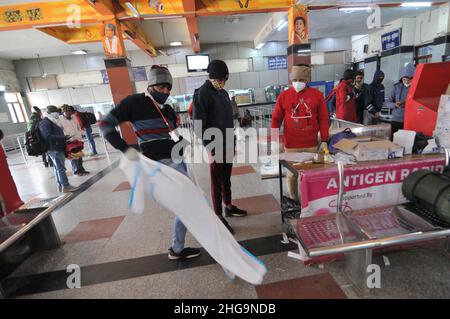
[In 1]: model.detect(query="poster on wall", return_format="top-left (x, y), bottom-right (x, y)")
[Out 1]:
top-left (288, 4), bottom-right (308, 46)
top-left (132, 67), bottom-right (148, 81)
top-left (381, 29), bottom-right (401, 51)
top-left (268, 56), bottom-right (287, 70)
top-left (101, 20), bottom-right (126, 59)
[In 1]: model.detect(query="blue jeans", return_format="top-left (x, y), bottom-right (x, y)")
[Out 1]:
top-left (71, 157), bottom-right (85, 174)
top-left (85, 126), bottom-right (97, 154)
top-left (158, 158), bottom-right (188, 254)
top-left (47, 150), bottom-right (69, 188)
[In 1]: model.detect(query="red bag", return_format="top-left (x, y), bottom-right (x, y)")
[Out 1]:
top-left (66, 140), bottom-right (84, 158)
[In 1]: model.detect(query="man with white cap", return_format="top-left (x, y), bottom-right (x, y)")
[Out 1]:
top-left (100, 65), bottom-right (201, 261)
top-left (271, 65), bottom-right (329, 201)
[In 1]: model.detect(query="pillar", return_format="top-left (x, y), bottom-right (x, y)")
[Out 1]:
top-left (287, 4), bottom-right (311, 79)
top-left (100, 19), bottom-right (138, 146)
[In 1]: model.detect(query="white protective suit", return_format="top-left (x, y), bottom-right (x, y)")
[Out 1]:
top-left (120, 153), bottom-right (267, 285)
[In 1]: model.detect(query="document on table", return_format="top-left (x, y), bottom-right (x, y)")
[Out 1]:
top-left (279, 152), bottom-right (316, 163)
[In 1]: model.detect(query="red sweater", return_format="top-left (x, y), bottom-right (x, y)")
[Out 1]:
top-left (271, 86), bottom-right (329, 148)
top-left (335, 80), bottom-right (357, 122)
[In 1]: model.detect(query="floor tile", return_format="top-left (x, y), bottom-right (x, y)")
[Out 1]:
top-left (63, 216), bottom-right (125, 244)
top-left (113, 181), bottom-right (131, 192)
top-left (255, 273), bottom-right (347, 299)
top-left (233, 194), bottom-right (280, 215)
top-left (231, 165), bottom-right (255, 176)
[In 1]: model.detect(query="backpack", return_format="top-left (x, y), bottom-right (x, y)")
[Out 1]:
top-left (328, 128), bottom-right (357, 153)
top-left (325, 89), bottom-right (336, 115)
top-left (25, 121), bottom-right (47, 156)
top-left (79, 111), bottom-right (97, 127)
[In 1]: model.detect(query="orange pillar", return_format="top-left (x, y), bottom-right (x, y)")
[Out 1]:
top-left (100, 19), bottom-right (138, 146)
top-left (287, 4), bottom-right (311, 79)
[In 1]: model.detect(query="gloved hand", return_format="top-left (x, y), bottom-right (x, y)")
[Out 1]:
top-left (124, 147), bottom-right (140, 161)
top-left (319, 142), bottom-right (328, 152)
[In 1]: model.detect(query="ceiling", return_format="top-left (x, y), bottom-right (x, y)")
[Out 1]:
top-left (0, 1), bottom-right (441, 60)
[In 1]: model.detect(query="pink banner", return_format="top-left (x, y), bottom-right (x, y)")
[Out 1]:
top-left (299, 155), bottom-right (445, 217)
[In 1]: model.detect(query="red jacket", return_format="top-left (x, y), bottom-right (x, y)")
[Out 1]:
top-left (335, 80), bottom-right (357, 122)
top-left (271, 86), bottom-right (329, 148)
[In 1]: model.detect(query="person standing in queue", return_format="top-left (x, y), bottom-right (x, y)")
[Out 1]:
top-left (193, 60), bottom-right (248, 235)
top-left (271, 65), bottom-right (329, 201)
top-left (353, 70), bottom-right (370, 124)
top-left (386, 63), bottom-right (415, 136)
top-left (335, 69), bottom-right (357, 123)
top-left (364, 69), bottom-right (385, 125)
top-left (99, 65), bottom-right (201, 261)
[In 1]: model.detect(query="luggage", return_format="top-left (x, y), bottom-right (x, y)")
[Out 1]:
top-left (328, 128), bottom-right (357, 153)
top-left (24, 124), bottom-right (47, 156)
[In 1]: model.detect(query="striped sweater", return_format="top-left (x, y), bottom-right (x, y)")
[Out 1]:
top-left (99, 93), bottom-right (182, 160)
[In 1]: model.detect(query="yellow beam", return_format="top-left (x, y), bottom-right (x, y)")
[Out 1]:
top-left (0, 0), bottom-right (100, 31)
top-left (37, 24), bottom-right (123, 44)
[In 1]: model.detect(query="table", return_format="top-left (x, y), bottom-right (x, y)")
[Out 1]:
top-left (281, 153), bottom-right (448, 219)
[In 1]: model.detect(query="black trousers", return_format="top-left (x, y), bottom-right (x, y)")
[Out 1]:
top-left (391, 121), bottom-right (404, 140)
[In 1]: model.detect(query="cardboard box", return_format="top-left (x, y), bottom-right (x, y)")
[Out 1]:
top-left (333, 137), bottom-right (403, 161)
top-left (393, 129), bottom-right (416, 155)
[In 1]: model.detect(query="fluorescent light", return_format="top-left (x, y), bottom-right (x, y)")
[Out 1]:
top-left (275, 18), bottom-right (286, 29)
top-left (338, 7), bottom-right (372, 12)
top-left (71, 50), bottom-right (87, 55)
top-left (256, 42), bottom-right (265, 50)
top-left (297, 49), bottom-right (311, 53)
top-left (125, 2), bottom-right (140, 18)
top-left (276, 20), bottom-right (288, 31)
top-left (170, 41), bottom-right (182, 46)
top-left (142, 15), bottom-right (182, 20)
top-left (401, 2), bottom-right (431, 7)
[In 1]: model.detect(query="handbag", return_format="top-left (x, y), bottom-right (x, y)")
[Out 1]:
top-left (328, 128), bottom-right (357, 153)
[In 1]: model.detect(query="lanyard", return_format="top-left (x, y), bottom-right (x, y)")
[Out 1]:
top-left (148, 95), bottom-right (173, 132)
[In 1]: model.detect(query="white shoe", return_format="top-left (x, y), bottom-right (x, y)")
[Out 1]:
top-left (62, 185), bottom-right (79, 193)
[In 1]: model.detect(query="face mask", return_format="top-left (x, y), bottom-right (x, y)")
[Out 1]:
top-left (150, 90), bottom-right (170, 104)
top-left (293, 81), bottom-right (306, 93)
top-left (404, 82), bottom-right (411, 87)
top-left (52, 113), bottom-right (60, 120)
top-left (210, 79), bottom-right (225, 90)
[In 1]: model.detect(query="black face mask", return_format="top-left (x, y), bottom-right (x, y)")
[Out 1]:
top-left (150, 90), bottom-right (170, 104)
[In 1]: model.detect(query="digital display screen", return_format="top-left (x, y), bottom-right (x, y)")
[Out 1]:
top-left (186, 55), bottom-right (210, 72)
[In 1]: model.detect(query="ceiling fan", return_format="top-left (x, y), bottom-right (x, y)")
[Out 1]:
top-left (157, 21), bottom-right (181, 57)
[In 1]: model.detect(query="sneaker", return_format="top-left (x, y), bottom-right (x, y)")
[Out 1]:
top-left (62, 185), bottom-right (79, 193)
top-left (220, 217), bottom-right (235, 234)
top-left (57, 185), bottom-right (63, 193)
top-left (168, 247), bottom-right (201, 260)
top-left (224, 205), bottom-right (248, 217)
top-left (80, 171), bottom-right (90, 175)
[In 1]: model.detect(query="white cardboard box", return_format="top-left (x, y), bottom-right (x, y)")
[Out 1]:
top-left (334, 137), bottom-right (402, 161)
top-left (393, 130), bottom-right (416, 155)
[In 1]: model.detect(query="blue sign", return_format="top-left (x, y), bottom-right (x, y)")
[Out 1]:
top-left (132, 67), bottom-right (148, 81)
top-left (381, 29), bottom-right (401, 51)
top-left (100, 70), bottom-right (109, 84)
top-left (268, 56), bottom-right (287, 70)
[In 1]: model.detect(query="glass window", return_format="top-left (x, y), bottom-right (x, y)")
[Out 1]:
top-left (5, 92), bottom-right (18, 103)
top-left (7, 103), bottom-right (18, 123)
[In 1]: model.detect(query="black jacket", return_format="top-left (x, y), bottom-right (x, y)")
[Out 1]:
top-left (193, 80), bottom-right (234, 149)
top-left (38, 118), bottom-right (66, 152)
top-left (365, 70), bottom-right (385, 114)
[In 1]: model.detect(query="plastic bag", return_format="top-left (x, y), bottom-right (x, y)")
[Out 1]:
top-left (120, 154), bottom-right (267, 285)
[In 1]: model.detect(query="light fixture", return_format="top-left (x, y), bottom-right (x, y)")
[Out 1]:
top-left (170, 41), bottom-right (182, 46)
top-left (0, 85), bottom-right (5, 92)
top-left (125, 2), bottom-right (140, 18)
top-left (338, 7), bottom-right (372, 12)
top-left (400, 2), bottom-right (431, 7)
top-left (276, 20), bottom-right (288, 31)
top-left (275, 18), bottom-right (286, 30)
top-left (255, 42), bottom-right (265, 50)
top-left (71, 50), bottom-right (87, 55)
top-left (297, 49), bottom-right (311, 53)
top-left (142, 15), bottom-right (182, 20)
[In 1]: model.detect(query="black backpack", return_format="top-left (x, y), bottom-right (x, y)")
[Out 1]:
top-left (79, 111), bottom-right (97, 127)
top-left (25, 122), bottom-right (47, 156)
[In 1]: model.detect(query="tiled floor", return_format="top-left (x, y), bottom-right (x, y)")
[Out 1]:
top-left (2, 137), bottom-right (450, 299)
top-left (256, 273), bottom-right (347, 299)
top-left (63, 216), bottom-right (125, 244)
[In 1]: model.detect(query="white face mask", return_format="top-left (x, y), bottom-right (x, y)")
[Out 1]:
top-left (293, 81), bottom-right (306, 93)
